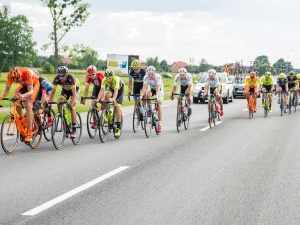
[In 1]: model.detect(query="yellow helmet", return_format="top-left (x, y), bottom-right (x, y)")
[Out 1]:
top-left (131, 59), bottom-right (141, 69)
top-left (104, 69), bottom-right (114, 77)
top-left (8, 67), bottom-right (21, 82)
top-left (265, 72), bottom-right (271, 77)
top-left (278, 73), bottom-right (286, 79)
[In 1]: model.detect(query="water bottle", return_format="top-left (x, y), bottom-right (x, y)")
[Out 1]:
top-left (64, 108), bottom-right (71, 125)
top-left (109, 112), bottom-right (113, 124)
top-left (139, 105), bottom-right (144, 115)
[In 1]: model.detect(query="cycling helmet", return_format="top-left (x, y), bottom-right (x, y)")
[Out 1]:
top-left (289, 71), bottom-right (295, 76)
top-left (265, 72), bottom-right (271, 77)
top-left (57, 66), bottom-right (68, 74)
top-left (146, 66), bottom-right (156, 73)
top-left (178, 67), bottom-right (187, 74)
top-left (249, 71), bottom-right (256, 78)
top-left (86, 65), bottom-right (97, 75)
top-left (131, 59), bottom-right (141, 69)
top-left (104, 69), bottom-right (114, 77)
top-left (8, 67), bottom-right (21, 82)
top-left (278, 73), bottom-right (286, 79)
top-left (208, 69), bottom-right (216, 76)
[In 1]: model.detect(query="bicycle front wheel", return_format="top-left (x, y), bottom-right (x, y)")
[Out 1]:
top-left (183, 106), bottom-right (190, 130)
top-left (144, 108), bottom-right (152, 138)
top-left (1, 114), bottom-right (19, 154)
top-left (87, 108), bottom-right (98, 139)
top-left (71, 112), bottom-right (82, 145)
top-left (176, 105), bottom-right (182, 132)
top-left (29, 115), bottom-right (43, 149)
top-left (99, 110), bottom-right (109, 143)
top-left (42, 108), bottom-right (55, 141)
top-left (51, 113), bottom-right (66, 150)
top-left (133, 107), bottom-right (139, 133)
top-left (288, 95), bottom-right (292, 114)
top-left (153, 111), bottom-right (160, 135)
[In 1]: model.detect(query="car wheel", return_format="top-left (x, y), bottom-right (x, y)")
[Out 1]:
top-left (200, 99), bottom-right (205, 103)
top-left (193, 97), bottom-right (198, 104)
top-left (223, 93), bottom-right (229, 104)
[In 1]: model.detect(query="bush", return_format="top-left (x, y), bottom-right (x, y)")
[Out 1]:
top-left (42, 62), bottom-right (55, 74)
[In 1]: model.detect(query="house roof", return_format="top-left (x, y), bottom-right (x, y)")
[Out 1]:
top-left (62, 57), bottom-right (72, 64)
top-left (172, 61), bottom-right (188, 67)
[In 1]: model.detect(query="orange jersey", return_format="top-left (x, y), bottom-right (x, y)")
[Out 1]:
top-left (245, 77), bottom-right (259, 88)
top-left (7, 68), bottom-right (39, 88)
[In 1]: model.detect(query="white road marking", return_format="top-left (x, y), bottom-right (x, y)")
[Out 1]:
top-left (22, 166), bottom-right (130, 216)
top-left (199, 121), bottom-right (223, 131)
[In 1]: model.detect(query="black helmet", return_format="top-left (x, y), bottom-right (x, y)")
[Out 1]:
top-left (57, 66), bottom-right (69, 74)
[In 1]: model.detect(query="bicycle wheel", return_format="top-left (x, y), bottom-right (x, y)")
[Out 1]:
top-left (264, 98), bottom-right (268, 118)
top-left (293, 94), bottom-right (297, 112)
top-left (71, 112), bottom-right (82, 145)
top-left (29, 115), bottom-right (43, 149)
top-left (87, 108), bottom-right (98, 139)
top-left (51, 113), bottom-right (66, 150)
top-left (114, 111), bottom-right (123, 139)
top-left (42, 108), bottom-right (55, 141)
top-left (133, 106), bottom-right (139, 133)
top-left (140, 105), bottom-right (145, 130)
top-left (1, 114), bottom-right (19, 154)
top-left (176, 104), bottom-right (182, 132)
top-left (288, 94), bottom-right (292, 114)
top-left (211, 105), bottom-right (216, 126)
top-left (280, 97), bottom-right (283, 116)
top-left (99, 110), bottom-right (109, 143)
top-left (144, 107), bottom-right (152, 138)
top-left (153, 110), bottom-right (160, 135)
top-left (249, 99), bottom-right (254, 119)
top-left (183, 105), bottom-right (190, 130)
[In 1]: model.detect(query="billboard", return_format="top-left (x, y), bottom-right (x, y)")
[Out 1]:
top-left (107, 54), bottom-right (139, 74)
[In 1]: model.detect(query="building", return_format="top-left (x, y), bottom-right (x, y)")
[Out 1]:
top-left (61, 56), bottom-right (72, 64)
top-left (170, 61), bottom-right (188, 73)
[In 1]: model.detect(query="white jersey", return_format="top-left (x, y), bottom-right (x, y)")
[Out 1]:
top-left (205, 76), bottom-right (220, 87)
top-left (173, 73), bottom-right (193, 86)
top-left (143, 73), bottom-right (163, 89)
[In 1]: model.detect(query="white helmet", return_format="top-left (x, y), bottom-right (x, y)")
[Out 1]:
top-left (208, 69), bottom-right (216, 75)
top-left (178, 67), bottom-right (187, 74)
top-left (147, 66), bottom-right (156, 73)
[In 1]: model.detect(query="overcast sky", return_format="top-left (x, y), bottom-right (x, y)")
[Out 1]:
top-left (2, 0), bottom-right (300, 67)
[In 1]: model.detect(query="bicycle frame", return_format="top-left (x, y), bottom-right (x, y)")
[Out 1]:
top-left (246, 93), bottom-right (256, 119)
top-left (173, 93), bottom-right (190, 132)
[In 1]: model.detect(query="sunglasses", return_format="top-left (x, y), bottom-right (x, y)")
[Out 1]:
top-left (59, 74), bottom-right (66, 77)
top-left (89, 73), bottom-right (95, 76)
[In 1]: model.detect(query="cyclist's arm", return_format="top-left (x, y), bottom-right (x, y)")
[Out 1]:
top-left (97, 87), bottom-right (105, 101)
top-left (140, 83), bottom-right (148, 97)
top-left (83, 82), bottom-right (90, 98)
top-left (128, 77), bottom-right (133, 94)
top-left (1, 84), bottom-right (11, 97)
top-left (172, 85), bottom-right (176, 94)
top-left (204, 84), bottom-right (209, 95)
top-left (70, 87), bottom-right (76, 107)
top-left (155, 84), bottom-right (161, 97)
top-left (20, 85), bottom-right (33, 98)
top-left (48, 86), bottom-right (57, 102)
top-left (186, 83), bottom-right (192, 94)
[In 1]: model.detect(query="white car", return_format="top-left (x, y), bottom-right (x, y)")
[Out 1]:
top-left (193, 72), bottom-right (234, 104)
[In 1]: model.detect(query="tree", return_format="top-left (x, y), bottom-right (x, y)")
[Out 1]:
top-left (147, 56), bottom-right (161, 71)
top-left (160, 59), bottom-right (169, 72)
top-left (40, 0), bottom-right (90, 69)
top-left (254, 55), bottom-right (271, 76)
top-left (0, 5), bottom-right (37, 72)
top-left (198, 58), bottom-right (210, 72)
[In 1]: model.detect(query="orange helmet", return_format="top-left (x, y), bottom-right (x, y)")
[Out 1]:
top-left (249, 71), bottom-right (256, 78)
top-left (8, 67), bottom-right (21, 82)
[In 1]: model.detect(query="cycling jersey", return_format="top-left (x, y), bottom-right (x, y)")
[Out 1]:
top-left (129, 68), bottom-right (147, 83)
top-left (7, 68), bottom-right (39, 88)
top-left (52, 74), bottom-right (80, 90)
top-left (205, 76), bottom-right (219, 88)
top-left (245, 77), bottom-right (259, 88)
top-left (173, 73), bottom-right (193, 86)
top-left (287, 75), bottom-right (297, 88)
top-left (143, 73), bottom-right (163, 89)
top-left (102, 76), bottom-right (124, 90)
top-left (277, 78), bottom-right (288, 92)
top-left (85, 72), bottom-right (104, 87)
top-left (36, 77), bottom-right (52, 101)
top-left (260, 76), bottom-right (273, 86)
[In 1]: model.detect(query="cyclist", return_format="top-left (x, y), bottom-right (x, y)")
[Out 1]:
top-left (203, 69), bottom-right (224, 119)
top-left (259, 71), bottom-right (274, 112)
top-left (243, 71), bottom-right (259, 112)
top-left (49, 66), bottom-right (80, 139)
top-left (140, 66), bottom-right (164, 132)
top-left (96, 69), bottom-right (124, 137)
top-left (170, 67), bottom-right (193, 119)
top-left (276, 73), bottom-right (288, 113)
top-left (36, 76), bottom-right (53, 126)
top-left (0, 67), bottom-right (40, 143)
top-left (287, 71), bottom-right (298, 106)
top-left (127, 59), bottom-right (147, 116)
top-left (81, 65), bottom-right (105, 129)
top-left (297, 74), bottom-right (300, 104)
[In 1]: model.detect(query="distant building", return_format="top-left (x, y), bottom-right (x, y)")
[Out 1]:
top-left (170, 61), bottom-right (188, 73)
top-left (61, 56), bottom-right (72, 64)
top-left (141, 60), bottom-right (148, 69)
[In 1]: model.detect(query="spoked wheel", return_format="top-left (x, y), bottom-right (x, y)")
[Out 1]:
top-left (184, 110), bottom-right (190, 130)
top-left (176, 105), bottom-right (182, 132)
top-left (133, 107), bottom-right (139, 133)
top-left (114, 111), bottom-right (123, 139)
top-left (211, 105), bottom-right (216, 126)
top-left (29, 115), bottom-right (43, 149)
top-left (51, 113), bottom-right (66, 150)
top-left (87, 108), bottom-right (98, 139)
top-left (71, 112), bottom-right (82, 145)
top-left (153, 111), bottom-right (160, 135)
top-left (288, 95), bottom-right (292, 114)
top-left (99, 110), bottom-right (109, 143)
top-left (144, 108), bottom-right (152, 138)
top-left (42, 108), bottom-right (55, 141)
top-left (280, 99), bottom-right (283, 116)
top-left (293, 95), bottom-right (297, 113)
top-left (1, 114), bottom-right (19, 154)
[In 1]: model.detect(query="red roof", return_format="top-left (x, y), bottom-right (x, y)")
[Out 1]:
top-left (173, 61), bottom-right (188, 67)
top-left (62, 57), bottom-right (72, 64)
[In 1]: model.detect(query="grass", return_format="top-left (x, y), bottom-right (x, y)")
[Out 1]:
top-left (0, 70), bottom-right (200, 122)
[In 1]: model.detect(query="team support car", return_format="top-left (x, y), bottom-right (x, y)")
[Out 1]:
top-left (232, 76), bottom-right (261, 98)
top-left (193, 72), bottom-right (234, 104)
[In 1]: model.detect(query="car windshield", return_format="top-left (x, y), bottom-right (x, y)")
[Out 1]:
top-left (199, 75), bottom-right (227, 83)
top-left (232, 78), bottom-right (245, 84)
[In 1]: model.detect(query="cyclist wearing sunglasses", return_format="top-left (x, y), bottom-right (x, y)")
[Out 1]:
top-left (276, 73), bottom-right (288, 113)
top-left (81, 65), bottom-right (104, 105)
top-left (96, 69), bottom-right (125, 137)
top-left (259, 72), bottom-right (274, 112)
top-left (49, 66), bottom-right (80, 139)
top-left (287, 71), bottom-right (298, 105)
top-left (243, 71), bottom-right (259, 112)
top-left (0, 67), bottom-right (40, 143)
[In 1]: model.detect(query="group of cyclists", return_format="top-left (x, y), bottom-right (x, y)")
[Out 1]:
top-left (1, 59), bottom-right (296, 147)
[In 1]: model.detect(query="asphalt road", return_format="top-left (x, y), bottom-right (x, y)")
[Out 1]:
top-left (1, 97), bottom-right (300, 225)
